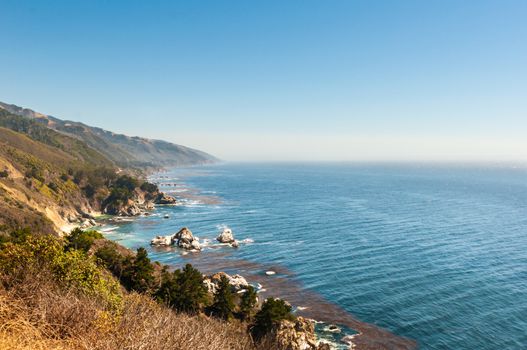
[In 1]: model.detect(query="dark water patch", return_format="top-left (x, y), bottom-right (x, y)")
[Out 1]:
top-left (166, 251), bottom-right (416, 350)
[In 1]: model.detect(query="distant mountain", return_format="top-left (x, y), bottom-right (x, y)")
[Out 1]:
top-left (0, 101), bottom-right (217, 168)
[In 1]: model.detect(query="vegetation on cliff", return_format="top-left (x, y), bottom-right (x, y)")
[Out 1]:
top-left (0, 227), bottom-right (312, 349)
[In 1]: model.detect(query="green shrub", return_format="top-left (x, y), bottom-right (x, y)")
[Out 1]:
top-left (0, 169), bottom-right (8, 178)
top-left (114, 175), bottom-right (139, 192)
top-left (66, 228), bottom-right (103, 252)
top-left (0, 233), bottom-right (122, 310)
top-left (140, 181), bottom-right (158, 193)
top-left (251, 297), bottom-right (295, 340)
top-left (48, 182), bottom-right (59, 192)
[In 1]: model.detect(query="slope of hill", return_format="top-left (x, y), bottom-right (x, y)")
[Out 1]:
top-left (0, 101), bottom-right (218, 168)
top-left (0, 109), bottom-right (172, 234)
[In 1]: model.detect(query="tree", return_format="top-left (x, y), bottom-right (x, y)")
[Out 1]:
top-left (251, 298), bottom-right (295, 340)
top-left (121, 247), bottom-right (155, 293)
top-left (156, 264), bottom-right (208, 314)
top-left (66, 228), bottom-right (103, 252)
top-left (210, 275), bottom-right (235, 320)
top-left (239, 285), bottom-right (258, 321)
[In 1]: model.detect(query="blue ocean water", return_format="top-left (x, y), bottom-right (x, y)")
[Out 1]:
top-left (103, 163), bottom-right (527, 349)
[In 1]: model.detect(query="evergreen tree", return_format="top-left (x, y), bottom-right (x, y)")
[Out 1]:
top-left (251, 297), bottom-right (295, 340)
top-left (239, 285), bottom-right (258, 321)
top-left (210, 275), bottom-right (235, 320)
top-left (156, 263), bottom-right (207, 314)
top-left (122, 247), bottom-right (155, 293)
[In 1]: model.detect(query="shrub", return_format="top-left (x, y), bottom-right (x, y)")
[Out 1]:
top-left (83, 184), bottom-right (96, 198)
top-left (95, 242), bottom-right (126, 274)
top-left (140, 181), bottom-right (158, 193)
top-left (66, 228), bottom-right (103, 252)
top-left (209, 275), bottom-right (235, 320)
top-left (0, 170), bottom-right (8, 178)
top-left (47, 182), bottom-right (59, 192)
top-left (251, 297), bottom-right (295, 340)
top-left (114, 175), bottom-right (139, 192)
top-left (0, 234), bottom-right (122, 311)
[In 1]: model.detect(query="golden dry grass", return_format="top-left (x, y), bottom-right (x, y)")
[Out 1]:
top-left (0, 272), bottom-right (258, 350)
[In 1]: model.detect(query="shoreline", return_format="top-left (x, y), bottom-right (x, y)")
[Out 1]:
top-left (97, 167), bottom-right (416, 350)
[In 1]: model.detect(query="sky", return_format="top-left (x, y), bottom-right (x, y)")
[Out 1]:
top-left (1, 0), bottom-right (526, 162)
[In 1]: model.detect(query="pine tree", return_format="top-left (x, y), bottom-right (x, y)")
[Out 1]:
top-left (251, 297), bottom-right (295, 340)
top-left (122, 247), bottom-right (155, 293)
top-left (239, 285), bottom-right (257, 321)
top-left (156, 263), bottom-right (208, 314)
top-left (210, 275), bottom-right (235, 320)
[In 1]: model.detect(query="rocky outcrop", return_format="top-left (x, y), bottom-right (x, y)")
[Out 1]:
top-left (150, 235), bottom-right (173, 246)
top-left (217, 228), bottom-right (235, 243)
top-left (103, 200), bottom-right (143, 216)
top-left (272, 317), bottom-right (319, 350)
top-left (216, 227), bottom-right (239, 247)
top-left (154, 193), bottom-right (177, 205)
top-left (203, 271), bottom-right (250, 294)
top-left (175, 227), bottom-right (201, 250)
top-left (150, 227), bottom-right (201, 251)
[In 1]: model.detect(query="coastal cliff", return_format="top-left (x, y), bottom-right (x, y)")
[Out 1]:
top-left (0, 106), bottom-right (182, 235)
top-left (0, 102), bottom-right (328, 350)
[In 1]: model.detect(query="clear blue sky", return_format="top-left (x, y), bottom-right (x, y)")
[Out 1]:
top-left (1, 0), bottom-right (526, 161)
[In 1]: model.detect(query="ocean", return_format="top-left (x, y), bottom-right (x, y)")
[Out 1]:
top-left (101, 163), bottom-right (527, 349)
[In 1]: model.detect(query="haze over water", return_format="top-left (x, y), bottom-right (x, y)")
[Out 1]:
top-left (103, 163), bottom-right (527, 349)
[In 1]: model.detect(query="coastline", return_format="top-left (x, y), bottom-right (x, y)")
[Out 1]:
top-left (96, 166), bottom-right (416, 350)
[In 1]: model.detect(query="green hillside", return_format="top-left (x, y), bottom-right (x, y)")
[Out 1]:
top-left (0, 101), bottom-right (217, 168)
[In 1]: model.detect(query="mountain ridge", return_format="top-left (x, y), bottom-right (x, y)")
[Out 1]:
top-left (0, 101), bottom-right (218, 168)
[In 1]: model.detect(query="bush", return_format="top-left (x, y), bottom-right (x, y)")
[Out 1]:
top-left (66, 228), bottom-right (103, 252)
top-left (209, 275), bottom-right (235, 320)
top-left (114, 175), bottom-right (139, 192)
top-left (0, 233), bottom-right (122, 310)
top-left (95, 242), bottom-right (126, 274)
top-left (251, 297), bottom-right (295, 340)
top-left (47, 182), bottom-right (59, 192)
top-left (0, 170), bottom-right (8, 178)
top-left (140, 181), bottom-right (158, 193)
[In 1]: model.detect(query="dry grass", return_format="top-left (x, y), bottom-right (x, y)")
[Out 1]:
top-left (0, 271), bottom-right (258, 350)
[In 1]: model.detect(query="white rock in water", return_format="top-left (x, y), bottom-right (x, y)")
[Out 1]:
top-left (150, 235), bottom-right (172, 246)
top-left (265, 270), bottom-right (276, 276)
top-left (216, 228), bottom-right (235, 243)
top-left (190, 239), bottom-right (202, 250)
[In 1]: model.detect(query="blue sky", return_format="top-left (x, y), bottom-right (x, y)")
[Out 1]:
top-left (1, 0), bottom-right (526, 161)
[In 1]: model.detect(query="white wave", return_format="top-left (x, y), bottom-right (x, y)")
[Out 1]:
top-left (100, 226), bottom-right (119, 233)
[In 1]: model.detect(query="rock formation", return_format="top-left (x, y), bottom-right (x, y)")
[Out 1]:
top-left (272, 317), bottom-right (319, 350)
top-left (150, 227), bottom-right (201, 251)
top-left (203, 271), bottom-right (250, 294)
top-left (216, 228), bottom-right (235, 243)
top-left (154, 193), bottom-right (177, 205)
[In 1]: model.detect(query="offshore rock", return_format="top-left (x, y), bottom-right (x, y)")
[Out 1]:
top-left (217, 228), bottom-right (235, 243)
top-left (150, 235), bottom-right (173, 246)
top-left (174, 227), bottom-right (201, 251)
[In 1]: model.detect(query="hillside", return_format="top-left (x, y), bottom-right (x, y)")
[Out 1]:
top-left (0, 101), bottom-right (218, 168)
top-left (0, 109), bottom-right (175, 234)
